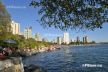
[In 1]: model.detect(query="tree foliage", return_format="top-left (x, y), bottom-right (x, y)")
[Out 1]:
top-left (30, 0), bottom-right (108, 31)
top-left (0, 2), bottom-right (11, 39)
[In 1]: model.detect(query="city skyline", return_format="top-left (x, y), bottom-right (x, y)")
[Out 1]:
top-left (10, 21), bottom-right (90, 44)
top-left (1, 0), bottom-right (108, 43)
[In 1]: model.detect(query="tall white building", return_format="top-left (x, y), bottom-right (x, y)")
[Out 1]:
top-left (35, 33), bottom-right (41, 41)
top-left (11, 21), bottom-right (20, 35)
top-left (57, 37), bottom-right (62, 45)
top-left (63, 32), bottom-right (70, 44)
top-left (24, 27), bottom-right (32, 39)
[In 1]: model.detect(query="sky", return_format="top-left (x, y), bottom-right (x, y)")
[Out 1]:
top-left (1, 0), bottom-right (108, 42)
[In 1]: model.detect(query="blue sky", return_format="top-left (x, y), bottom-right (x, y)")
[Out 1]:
top-left (1, 0), bottom-right (108, 42)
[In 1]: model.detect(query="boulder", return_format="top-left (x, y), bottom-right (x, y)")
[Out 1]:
top-left (24, 64), bottom-right (47, 72)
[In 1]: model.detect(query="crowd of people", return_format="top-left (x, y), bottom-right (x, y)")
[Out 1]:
top-left (0, 46), bottom-right (19, 60)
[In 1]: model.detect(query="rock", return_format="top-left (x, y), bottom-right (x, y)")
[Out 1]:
top-left (24, 64), bottom-right (47, 72)
top-left (0, 57), bottom-right (24, 72)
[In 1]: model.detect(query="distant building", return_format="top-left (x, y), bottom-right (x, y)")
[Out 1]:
top-left (85, 36), bottom-right (88, 43)
top-left (24, 27), bottom-right (32, 39)
top-left (76, 36), bottom-right (80, 42)
top-left (35, 33), bottom-right (41, 41)
top-left (57, 37), bottom-right (62, 45)
top-left (11, 21), bottom-right (20, 35)
top-left (70, 39), bottom-right (72, 43)
top-left (76, 36), bottom-right (80, 45)
top-left (83, 37), bottom-right (85, 43)
top-left (63, 32), bottom-right (70, 44)
top-left (83, 36), bottom-right (88, 44)
top-left (42, 38), bottom-right (48, 42)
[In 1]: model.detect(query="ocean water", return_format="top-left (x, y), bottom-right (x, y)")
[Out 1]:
top-left (23, 44), bottom-right (108, 72)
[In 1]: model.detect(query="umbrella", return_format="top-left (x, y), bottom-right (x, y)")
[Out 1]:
top-left (3, 39), bottom-right (17, 44)
top-left (3, 39), bottom-right (18, 47)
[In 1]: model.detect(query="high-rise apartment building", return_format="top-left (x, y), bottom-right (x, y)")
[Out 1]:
top-left (57, 37), bottom-right (62, 45)
top-left (35, 33), bottom-right (41, 41)
top-left (24, 27), bottom-right (32, 39)
top-left (83, 36), bottom-right (88, 44)
top-left (85, 36), bottom-right (88, 43)
top-left (76, 36), bottom-right (80, 42)
top-left (83, 37), bottom-right (85, 43)
top-left (11, 21), bottom-right (20, 35)
top-left (63, 32), bottom-right (70, 44)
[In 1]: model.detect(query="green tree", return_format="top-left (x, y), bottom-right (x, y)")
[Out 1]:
top-left (30, 0), bottom-right (108, 31)
top-left (0, 2), bottom-right (11, 40)
top-left (23, 38), bottom-right (37, 49)
top-left (90, 41), bottom-right (96, 44)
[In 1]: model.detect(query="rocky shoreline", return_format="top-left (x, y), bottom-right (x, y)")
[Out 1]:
top-left (0, 45), bottom-right (61, 72)
top-left (19, 45), bottom-right (61, 57)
